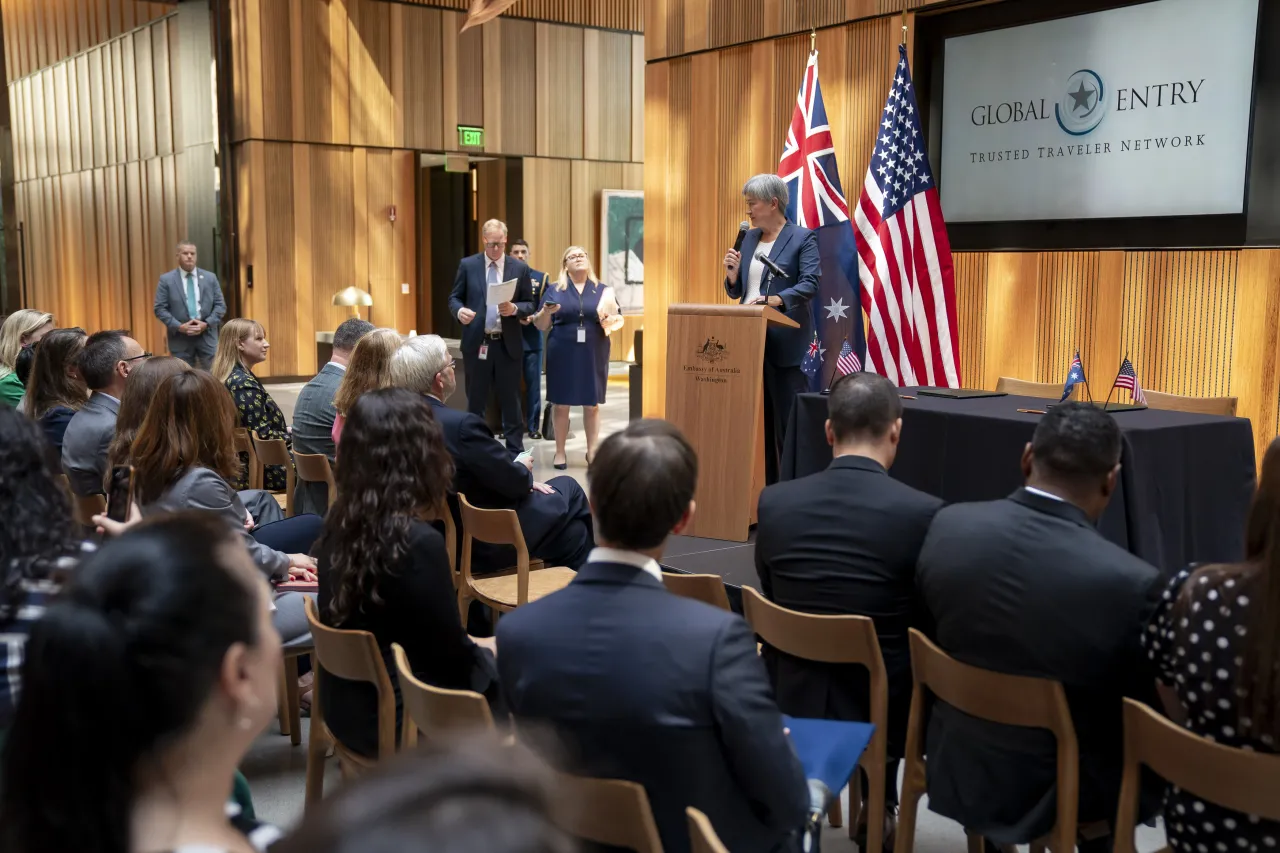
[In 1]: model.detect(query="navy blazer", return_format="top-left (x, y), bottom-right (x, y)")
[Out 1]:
top-left (448, 254), bottom-right (535, 360)
top-left (724, 222), bottom-right (820, 368)
top-left (521, 267), bottom-right (548, 352)
top-left (497, 562), bottom-right (809, 853)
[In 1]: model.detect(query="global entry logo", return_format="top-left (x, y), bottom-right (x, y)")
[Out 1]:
top-left (1056, 69), bottom-right (1106, 136)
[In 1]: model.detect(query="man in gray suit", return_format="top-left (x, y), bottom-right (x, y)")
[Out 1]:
top-left (291, 317), bottom-right (374, 515)
top-left (154, 241), bottom-right (225, 367)
top-left (62, 329), bottom-right (145, 496)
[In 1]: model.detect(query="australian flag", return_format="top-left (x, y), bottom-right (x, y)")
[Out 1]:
top-left (1061, 350), bottom-right (1087, 402)
top-left (801, 333), bottom-right (825, 381)
top-left (778, 50), bottom-right (865, 392)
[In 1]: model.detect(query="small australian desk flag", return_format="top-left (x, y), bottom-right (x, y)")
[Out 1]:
top-left (801, 333), bottom-right (825, 382)
top-left (1061, 350), bottom-right (1087, 402)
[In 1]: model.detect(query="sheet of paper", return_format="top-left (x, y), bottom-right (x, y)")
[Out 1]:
top-left (488, 278), bottom-right (517, 305)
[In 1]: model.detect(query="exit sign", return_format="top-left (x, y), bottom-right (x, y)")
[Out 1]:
top-left (457, 125), bottom-right (484, 148)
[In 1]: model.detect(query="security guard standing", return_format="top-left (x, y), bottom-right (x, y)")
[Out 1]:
top-left (510, 238), bottom-right (548, 439)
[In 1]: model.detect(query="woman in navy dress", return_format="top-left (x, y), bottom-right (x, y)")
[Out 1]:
top-left (533, 246), bottom-right (623, 469)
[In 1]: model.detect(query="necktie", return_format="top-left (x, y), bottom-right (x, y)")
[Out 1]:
top-left (485, 261), bottom-right (499, 332)
top-left (185, 272), bottom-right (198, 319)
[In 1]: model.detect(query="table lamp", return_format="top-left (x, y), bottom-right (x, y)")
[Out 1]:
top-left (332, 286), bottom-right (373, 319)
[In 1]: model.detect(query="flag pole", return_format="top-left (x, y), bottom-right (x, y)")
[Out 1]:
top-left (1078, 348), bottom-right (1095, 403)
top-left (810, 29), bottom-right (817, 55)
top-left (901, 0), bottom-right (909, 45)
top-left (1099, 354), bottom-right (1124, 412)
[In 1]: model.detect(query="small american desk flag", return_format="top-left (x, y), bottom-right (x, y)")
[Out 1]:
top-left (1114, 357), bottom-right (1147, 405)
top-left (836, 339), bottom-right (862, 376)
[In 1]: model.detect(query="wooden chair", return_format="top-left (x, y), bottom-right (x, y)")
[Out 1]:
top-left (687, 807), bottom-right (729, 853)
top-left (996, 376), bottom-right (1077, 400)
top-left (456, 493), bottom-right (576, 628)
top-left (252, 433), bottom-right (294, 516)
top-left (1142, 389), bottom-right (1237, 417)
top-left (424, 501), bottom-right (458, 589)
top-left (391, 642), bottom-right (494, 747)
top-left (303, 597), bottom-right (396, 808)
top-left (72, 492), bottom-right (106, 528)
top-left (1113, 698), bottom-right (1280, 853)
top-left (232, 428), bottom-right (262, 490)
top-left (898, 628), bottom-right (1078, 853)
top-left (661, 572), bottom-right (732, 611)
top-left (553, 773), bottom-right (664, 853)
top-left (294, 452), bottom-right (337, 513)
top-left (277, 644), bottom-right (312, 746)
top-left (740, 586), bottom-right (888, 851)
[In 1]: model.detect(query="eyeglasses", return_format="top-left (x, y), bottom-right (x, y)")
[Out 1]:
top-left (566, 253), bottom-right (588, 261)
top-left (123, 352), bottom-right (153, 363)
top-left (484, 241), bottom-right (508, 250)
top-left (435, 358), bottom-right (456, 377)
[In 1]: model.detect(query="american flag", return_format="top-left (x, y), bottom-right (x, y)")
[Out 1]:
top-left (854, 44), bottom-right (961, 388)
top-left (836, 339), bottom-right (861, 376)
top-left (777, 50), bottom-right (865, 392)
top-left (1113, 357), bottom-right (1147, 405)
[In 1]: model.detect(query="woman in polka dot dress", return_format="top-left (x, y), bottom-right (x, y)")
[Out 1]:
top-left (1143, 440), bottom-right (1280, 853)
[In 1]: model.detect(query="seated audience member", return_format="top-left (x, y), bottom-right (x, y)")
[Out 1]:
top-left (330, 327), bottom-right (402, 451)
top-left (0, 408), bottom-right (89, 734)
top-left (213, 318), bottom-right (291, 491)
top-left (0, 513), bottom-right (284, 853)
top-left (275, 737), bottom-right (572, 853)
top-left (130, 370), bottom-right (320, 646)
top-left (497, 419), bottom-right (809, 853)
top-left (916, 402), bottom-right (1163, 849)
top-left (755, 370), bottom-right (942, 841)
top-left (314, 388), bottom-right (500, 758)
top-left (292, 317), bottom-right (374, 515)
top-left (26, 328), bottom-right (88, 459)
top-left (0, 309), bottom-right (53, 408)
top-left (61, 330), bottom-right (145, 497)
top-left (389, 335), bottom-right (594, 572)
top-left (1144, 438), bottom-right (1280, 852)
top-left (105, 355), bottom-right (192, 474)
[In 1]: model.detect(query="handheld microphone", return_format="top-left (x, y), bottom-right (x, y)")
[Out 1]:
top-left (755, 252), bottom-right (791, 281)
top-left (732, 221), bottom-right (748, 253)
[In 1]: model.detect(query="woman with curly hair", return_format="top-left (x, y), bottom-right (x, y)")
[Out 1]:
top-left (314, 388), bottom-right (500, 757)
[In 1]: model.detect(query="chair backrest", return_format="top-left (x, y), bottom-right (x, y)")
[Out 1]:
top-left (661, 572), bottom-right (732, 611)
top-left (458, 493), bottom-right (532, 602)
top-left (304, 596), bottom-right (397, 759)
top-left (553, 773), bottom-right (664, 853)
top-left (1143, 389), bottom-right (1237, 417)
top-left (996, 376), bottom-right (1075, 400)
top-left (252, 433), bottom-right (294, 514)
top-left (907, 628), bottom-right (1078, 843)
top-left (232, 428), bottom-right (261, 490)
top-left (1113, 699), bottom-right (1280, 853)
top-left (72, 492), bottom-right (107, 527)
top-left (424, 501), bottom-right (458, 585)
top-left (391, 642), bottom-right (493, 747)
top-left (294, 452), bottom-right (337, 503)
top-left (686, 808), bottom-right (729, 853)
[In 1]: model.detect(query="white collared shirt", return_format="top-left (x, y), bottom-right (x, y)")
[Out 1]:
top-left (588, 547), bottom-right (664, 583)
top-left (178, 267), bottom-right (202, 315)
top-left (484, 255), bottom-right (507, 333)
top-left (326, 361), bottom-right (347, 373)
top-left (1023, 486), bottom-right (1065, 503)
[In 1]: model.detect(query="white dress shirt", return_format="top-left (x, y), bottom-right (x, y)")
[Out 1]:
top-left (177, 267), bottom-right (203, 319)
top-left (484, 255), bottom-right (507, 334)
top-left (588, 546), bottom-right (664, 583)
top-left (744, 238), bottom-right (777, 304)
top-left (1023, 486), bottom-right (1065, 502)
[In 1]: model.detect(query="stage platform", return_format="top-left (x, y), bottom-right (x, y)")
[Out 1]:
top-left (661, 533), bottom-right (757, 612)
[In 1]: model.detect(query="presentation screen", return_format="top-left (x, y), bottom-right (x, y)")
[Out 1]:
top-left (939, 0), bottom-right (1260, 223)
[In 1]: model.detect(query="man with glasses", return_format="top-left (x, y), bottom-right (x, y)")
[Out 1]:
top-left (154, 241), bottom-right (225, 368)
top-left (448, 218), bottom-right (535, 453)
top-left (62, 330), bottom-right (147, 496)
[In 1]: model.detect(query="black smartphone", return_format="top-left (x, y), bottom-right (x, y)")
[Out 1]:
top-left (105, 465), bottom-right (134, 524)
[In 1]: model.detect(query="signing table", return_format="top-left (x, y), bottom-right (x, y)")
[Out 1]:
top-left (780, 390), bottom-right (1257, 574)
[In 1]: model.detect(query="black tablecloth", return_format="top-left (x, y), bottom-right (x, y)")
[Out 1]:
top-left (780, 390), bottom-right (1257, 573)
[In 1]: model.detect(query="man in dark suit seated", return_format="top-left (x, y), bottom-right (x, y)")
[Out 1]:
top-left (755, 370), bottom-right (942, 844)
top-left (496, 419), bottom-right (810, 853)
top-left (916, 402), bottom-right (1163, 850)
top-left (389, 334), bottom-right (593, 571)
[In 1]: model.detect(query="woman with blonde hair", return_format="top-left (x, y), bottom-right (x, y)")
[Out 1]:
top-left (0, 309), bottom-right (54, 407)
top-left (532, 246), bottom-right (623, 468)
top-left (212, 318), bottom-right (292, 491)
top-left (330, 327), bottom-right (402, 449)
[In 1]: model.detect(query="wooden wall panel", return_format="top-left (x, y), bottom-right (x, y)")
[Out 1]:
top-left (536, 23), bottom-right (584, 159)
top-left (397, 0), bottom-right (643, 32)
top-left (0, 0), bottom-right (169, 79)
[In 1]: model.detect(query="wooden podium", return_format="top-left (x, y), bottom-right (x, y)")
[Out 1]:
top-left (664, 303), bottom-right (800, 542)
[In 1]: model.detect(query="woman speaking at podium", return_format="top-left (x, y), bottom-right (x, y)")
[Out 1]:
top-left (723, 173), bottom-right (820, 484)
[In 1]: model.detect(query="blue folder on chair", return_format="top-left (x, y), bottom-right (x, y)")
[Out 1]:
top-left (782, 716), bottom-right (876, 793)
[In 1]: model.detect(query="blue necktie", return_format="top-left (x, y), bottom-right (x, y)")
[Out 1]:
top-left (485, 262), bottom-right (499, 332)
top-left (185, 272), bottom-right (198, 319)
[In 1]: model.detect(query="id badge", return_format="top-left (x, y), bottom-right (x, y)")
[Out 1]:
top-left (478, 344), bottom-right (489, 360)
top-left (577, 328), bottom-right (586, 344)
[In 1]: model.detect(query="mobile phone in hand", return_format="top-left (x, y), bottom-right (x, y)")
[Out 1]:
top-left (105, 465), bottom-right (134, 523)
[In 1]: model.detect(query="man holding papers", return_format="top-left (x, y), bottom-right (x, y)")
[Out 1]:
top-left (449, 218), bottom-right (535, 453)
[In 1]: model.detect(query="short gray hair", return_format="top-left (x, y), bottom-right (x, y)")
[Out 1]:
top-left (390, 334), bottom-right (449, 395)
top-left (481, 219), bottom-right (508, 238)
top-left (742, 174), bottom-right (789, 210)
top-left (332, 318), bottom-right (375, 352)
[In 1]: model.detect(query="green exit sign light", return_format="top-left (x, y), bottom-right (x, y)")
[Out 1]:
top-left (458, 125), bottom-right (485, 147)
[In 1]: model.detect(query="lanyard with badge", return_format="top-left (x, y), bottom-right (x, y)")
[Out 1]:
top-left (575, 283), bottom-right (588, 344)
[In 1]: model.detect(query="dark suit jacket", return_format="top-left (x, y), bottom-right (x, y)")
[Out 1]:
top-left (448, 253), bottom-right (535, 360)
top-left (916, 488), bottom-right (1164, 843)
top-left (755, 455), bottom-right (942, 756)
top-left (522, 267), bottom-right (548, 352)
top-left (291, 362), bottom-right (344, 515)
top-left (497, 561), bottom-right (809, 853)
top-left (724, 222), bottom-right (820, 367)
